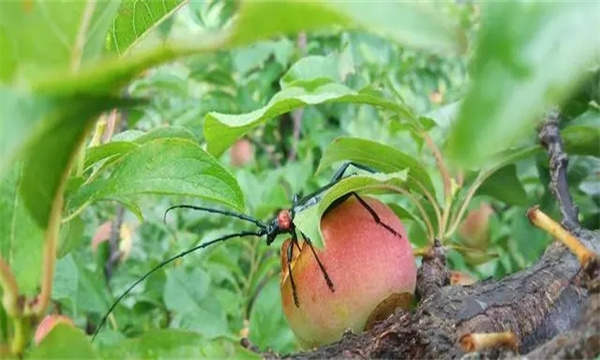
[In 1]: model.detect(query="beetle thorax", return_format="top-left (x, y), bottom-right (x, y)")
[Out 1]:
top-left (277, 210), bottom-right (293, 231)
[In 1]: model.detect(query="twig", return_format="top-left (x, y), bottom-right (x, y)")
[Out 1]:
top-left (0, 257), bottom-right (20, 317)
top-left (527, 206), bottom-right (594, 265)
top-left (460, 331), bottom-right (519, 353)
top-left (287, 32), bottom-right (307, 162)
top-left (421, 131), bottom-right (453, 239)
top-left (538, 111), bottom-right (580, 230)
top-left (104, 206), bottom-right (125, 281)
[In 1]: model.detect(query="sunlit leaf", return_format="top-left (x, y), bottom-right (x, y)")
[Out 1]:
top-left (316, 137), bottom-right (436, 198)
top-left (109, 0), bottom-right (185, 56)
top-left (68, 138), bottom-right (244, 218)
top-left (205, 82), bottom-right (412, 156)
top-left (0, 1), bottom-right (121, 84)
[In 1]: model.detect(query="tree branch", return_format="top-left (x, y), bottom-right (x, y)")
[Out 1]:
top-left (538, 110), bottom-right (580, 231)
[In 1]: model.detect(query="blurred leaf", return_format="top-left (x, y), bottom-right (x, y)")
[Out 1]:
top-left (388, 203), bottom-right (428, 248)
top-left (477, 165), bottom-right (528, 206)
top-left (229, 1), bottom-right (465, 54)
top-left (52, 254), bottom-right (79, 307)
top-left (510, 207), bottom-right (551, 264)
top-left (98, 329), bottom-right (258, 359)
top-left (163, 267), bottom-right (229, 339)
top-left (249, 278), bottom-right (297, 353)
top-left (0, 88), bottom-right (139, 228)
top-left (294, 171), bottom-right (408, 248)
top-left (205, 82), bottom-right (412, 156)
top-left (562, 109), bottom-right (600, 157)
top-left (53, 253), bottom-right (113, 314)
top-left (316, 137), bottom-right (436, 197)
top-left (109, 0), bottom-right (185, 56)
top-left (232, 39), bottom-right (294, 75)
top-left (163, 267), bottom-right (210, 313)
top-left (280, 54), bottom-right (342, 88)
top-left (481, 145), bottom-right (542, 174)
top-left (133, 126), bottom-right (198, 144)
top-left (27, 324), bottom-right (99, 360)
top-left (68, 138), bottom-right (245, 217)
top-left (25, 0), bottom-right (462, 97)
top-left (446, 2), bottom-right (600, 167)
top-left (0, 165), bottom-right (44, 294)
top-left (0, 1), bottom-right (121, 84)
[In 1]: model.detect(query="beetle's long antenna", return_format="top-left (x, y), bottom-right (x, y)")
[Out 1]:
top-left (164, 205), bottom-right (267, 228)
top-left (92, 229), bottom-right (265, 341)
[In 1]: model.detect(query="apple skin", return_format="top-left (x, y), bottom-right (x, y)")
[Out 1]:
top-left (230, 139), bottom-right (254, 167)
top-left (34, 315), bottom-right (74, 345)
top-left (280, 196), bottom-right (417, 348)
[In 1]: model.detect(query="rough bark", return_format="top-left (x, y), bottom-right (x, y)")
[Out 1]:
top-left (273, 116), bottom-right (600, 359)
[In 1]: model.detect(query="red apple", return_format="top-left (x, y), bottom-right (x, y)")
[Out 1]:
top-left (34, 315), bottom-right (74, 345)
top-left (458, 203), bottom-right (494, 250)
top-left (280, 196), bottom-right (417, 348)
top-left (230, 139), bottom-right (254, 167)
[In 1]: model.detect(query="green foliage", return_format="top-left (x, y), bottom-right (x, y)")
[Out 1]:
top-left (446, 2), bottom-right (600, 167)
top-left (0, 1), bottom-right (598, 358)
top-left (205, 80), bottom-right (411, 156)
top-left (68, 138), bottom-right (245, 219)
top-left (27, 324), bottom-right (100, 359)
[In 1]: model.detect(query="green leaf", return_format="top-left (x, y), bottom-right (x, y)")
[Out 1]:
top-left (205, 82), bottom-right (412, 156)
top-left (162, 267), bottom-right (228, 339)
top-left (280, 54), bottom-right (342, 88)
top-left (57, 216), bottom-right (84, 258)
top-left (163, 268), bottom-right (210, 314)
top-left (109, 0), bottom-right (185, 56)
top-left (294, 171), bottom-right (408, 248)
top-left (446, 2), bottom-right (600, 168)
top-left (0, 1), bottom-right (121, 84)
top-left (68, 138), bottom-right (244, 217)
top-left (476, 165), bottom-right (528, 206)
top-left (133, 126), bottom-right (198, 144)
top-left (27, 324), bottom-right (100, 360)
top-left (84, 142), bottom-right (139, 171)
top-left (5, 0), bottom-right (462, 96)
top-left (0, 165), bottom-right (44, 295)
top-left (229, 1), bottom-right (464, 54)
top-left (562, 109), bottom-right (600, 157)
top-left (84, 126), bottom-right (198, 170)
top-left (0, 87), bottom-right (140, 228)
top-left (98, 329), bottom-right (258, 360)
top-left (249, 278), bottom-right (297, 353)
top-left (52, 253), bottom-right (113, 314)
top-left (52, 254), bottom-right (79, 307)
top-left (316, 137), bottom-right (436, 198)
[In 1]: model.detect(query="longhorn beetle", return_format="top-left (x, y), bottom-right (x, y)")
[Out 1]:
top-left (92, 161), bottom-right (402, 340)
